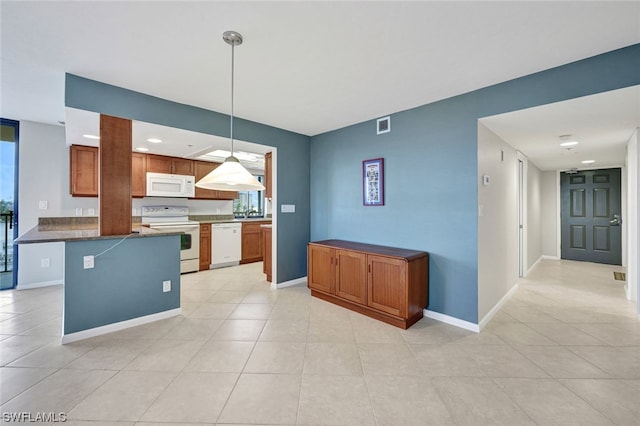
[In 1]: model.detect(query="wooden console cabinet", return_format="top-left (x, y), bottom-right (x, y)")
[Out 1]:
top-left (308, 240), bottom-right (428, 329)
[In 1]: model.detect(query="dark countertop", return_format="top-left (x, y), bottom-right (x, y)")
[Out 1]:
top-left (15, 223), bottom-right (182, 244)
top-left (15, 215), bottom-right (273, 244)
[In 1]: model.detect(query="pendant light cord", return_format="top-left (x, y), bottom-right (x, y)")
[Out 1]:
top-left (230, 40), bottom-right (235, 156)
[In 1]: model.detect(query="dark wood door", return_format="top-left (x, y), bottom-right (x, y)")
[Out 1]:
top-left (561, 168), bottom-right (622, 265)
top-left (335, 249), bottom-right (367, 304)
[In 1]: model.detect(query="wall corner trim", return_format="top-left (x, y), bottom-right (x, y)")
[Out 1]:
top-left (272, 276), bottom-right (307, 290)
top-left (478, 282), bottom-right (519, 330)
top-left (60, 308), bottom-right (181, 344)
top-left (423, 309), bottom-right (480, 333)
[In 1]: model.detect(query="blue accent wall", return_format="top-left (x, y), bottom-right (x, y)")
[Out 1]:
top-left (65, 74), bottom-right (310, 283)
top-left (64, 235), bottom-right (181, 334)
top-left (310, 44), bottom-right (640, 323)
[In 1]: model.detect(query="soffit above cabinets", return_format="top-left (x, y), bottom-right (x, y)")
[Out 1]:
top-left (64, 107), bottom-right (270, 171)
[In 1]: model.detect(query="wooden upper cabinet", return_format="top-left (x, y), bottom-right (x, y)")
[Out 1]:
top-left (70, 145), bottom-right (99, 197)
top-left (131, 152), bottom-right (147, 198)
top-left (146, 154), bottom-right (193, 175)
top-left (194, 161), bottom-right (218, 199)
top-left (172, 157), bottom-right (194, 175)
top-left (193, 160), bottom-right (239, 200)
top-left (146, 154), bottom-right (172, 174)
top-left (265, 152), bottom-right (273, 199)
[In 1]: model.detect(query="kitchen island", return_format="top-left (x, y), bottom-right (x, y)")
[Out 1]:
top-left (16, 219), bottom-right (182, 343)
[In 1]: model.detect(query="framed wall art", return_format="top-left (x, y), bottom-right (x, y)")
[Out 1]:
top-left (363, 157), bottom-right (384, 206)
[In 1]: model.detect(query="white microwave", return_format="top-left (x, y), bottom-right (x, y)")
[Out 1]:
top-left (146, 172), bottom-right (195, 198)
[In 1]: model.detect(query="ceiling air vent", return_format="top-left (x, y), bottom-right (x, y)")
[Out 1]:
top-left (377, 116), bottom-right (390, 135)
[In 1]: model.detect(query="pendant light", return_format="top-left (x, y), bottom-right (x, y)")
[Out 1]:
top-left (196, 31), bottom-right (265, 191)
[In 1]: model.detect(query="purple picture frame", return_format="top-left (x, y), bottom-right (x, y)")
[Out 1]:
top-left (363, 158), bottom-right (384, 206)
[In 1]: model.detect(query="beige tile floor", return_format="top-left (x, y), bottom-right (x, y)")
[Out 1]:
top-left (0, 259), bottom-right (638, 425)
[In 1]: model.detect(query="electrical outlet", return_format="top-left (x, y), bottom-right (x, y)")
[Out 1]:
top-left (88, 208), bottom-right (96, 216)
top-left (38, 200), bottom-right (48, 210)
top-left (163, 280), bottom-right (171, 292)
top-left (75, 208), bottom-right (83, 216)
top-left (83, 255), bottom-right (94, 269)
top-left (40, 258), bottom-right (50, 268)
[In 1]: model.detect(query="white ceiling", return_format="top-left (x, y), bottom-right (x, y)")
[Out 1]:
top-left (2, 1), bottom-right (640, 170)
top-left (481, 86), bottom-right (640, 171)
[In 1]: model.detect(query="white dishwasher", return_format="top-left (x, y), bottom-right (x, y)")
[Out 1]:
top-left (210, 222), bottom-right (242, 268)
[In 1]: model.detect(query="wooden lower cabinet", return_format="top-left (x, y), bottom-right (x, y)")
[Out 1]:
top-left (262, 225), bottom-right (272, 282)
top-left (199, 223), bottom-right (211, 271)
top-left (307, 240), bottom-right (428, 329)
top-left (241, 221), bottom-right (271, 264)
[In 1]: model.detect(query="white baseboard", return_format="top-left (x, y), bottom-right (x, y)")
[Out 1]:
top-left (18, 280), bottom-right (63, 290)
top-left (61, 308), bottom-right (182, 344)
top-left (423, 309), bottom-right (480, 333)
top-left (272, 276), bottom-right (307, 289)
top-left (541, 255), bottom-right (560, 260)
top-left (478, 282), bottom-right (519, 330)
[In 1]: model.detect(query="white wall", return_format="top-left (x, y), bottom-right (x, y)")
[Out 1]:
top-left (625, 128), bottom-right (638, 304)
top-left (541, 171), bottom-right (559, 257)
top-left (527, 161), bottom-right (543, 270)
top-left (18, 121), bottom-right (97, 288)
top-left (478, 123), bottom-right (519, 322)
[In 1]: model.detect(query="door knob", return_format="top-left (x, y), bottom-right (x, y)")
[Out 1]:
top-left (609, 214), bottom-right (622, 226)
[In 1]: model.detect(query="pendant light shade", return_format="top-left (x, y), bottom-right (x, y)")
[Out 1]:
top-left (197, 156), bottom-right (265, 191)
top-left (196, 30), bottom-right (265, 192)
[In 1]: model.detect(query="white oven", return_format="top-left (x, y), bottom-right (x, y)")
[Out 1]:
top-left (142, 206), bottom-right (200, 274)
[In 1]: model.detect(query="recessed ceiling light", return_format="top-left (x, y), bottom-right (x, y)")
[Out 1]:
top-left (83, 134), bottom-right (100, 140)
top-left (135, 147), bottom-right (150, 152)
top-left (147, 138), bottom-right (162, 143)
top-left (560, 141), bottom-right (579, 147)
top-left (581, 160), bottom-right (595, 164)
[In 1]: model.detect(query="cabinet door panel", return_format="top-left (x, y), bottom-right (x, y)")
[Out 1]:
top-left (335, 249), bottom-right (367, 304)
top-left (146, 154), bottom-right (172, 173)
top-left (70, 145), bottom-right (98, 196)
top-left (172, 157), bottom-right (194, 175)
top-left (131, 152), bottom-right (146, 197)
top-left (241, 223), bottom-right (262, 263)
top-left (199, 224), bottom-right (211, 271)
top-left (308, 245), bottom-right (334, 294)
top-left (367, 255), bottom-right (407, 317)
top-left (194, 161), bottom-right (218, 199)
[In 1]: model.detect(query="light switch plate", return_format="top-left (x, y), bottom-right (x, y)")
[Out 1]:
top-left (38, 201), bottom-right (48, 210)
top-left (163, 280), bottom-right (171, 292)
top-left (281, 204), bottom-right (295, 213)
top-left (88, 208), bottom-right (96, 216)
